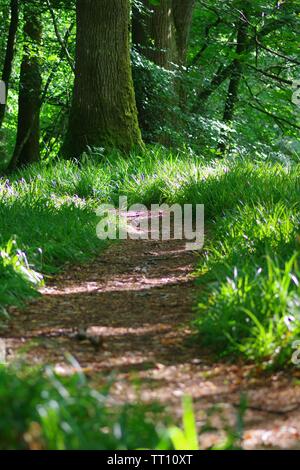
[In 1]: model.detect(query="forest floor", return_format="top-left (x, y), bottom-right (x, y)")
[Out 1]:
top-left (5, 211), bottom-right (300, 450)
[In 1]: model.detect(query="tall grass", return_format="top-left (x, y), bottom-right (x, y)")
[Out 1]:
top-left (1, 147), bottom-right (300, 365)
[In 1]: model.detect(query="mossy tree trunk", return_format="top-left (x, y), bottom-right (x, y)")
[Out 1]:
top-left (62, 0), bottom-right (143, 159)
top-left (9, 1), bottom-right (42, 169)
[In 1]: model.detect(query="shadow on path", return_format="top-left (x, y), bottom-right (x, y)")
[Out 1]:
top-left (5, 217), bottom-right (300, 449)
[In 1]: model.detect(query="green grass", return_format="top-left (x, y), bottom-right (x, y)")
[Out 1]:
top-left (192, 169), bottom-right (300, 367)
top-left (0, 363), bottom-right (170, 450)
top-left (1, 147), bottom-right (300, 366)
top-left (2, 147), bottom-right (298, 450)
top-left (173, 159), bottom-right (299, 367)
top-left (0, 363), bottom-right (244, 450)
top-left (0, 239), bottom-right (42, 318)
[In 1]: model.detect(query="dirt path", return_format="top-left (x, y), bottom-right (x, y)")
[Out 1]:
top-left (4, 213), bottom-right (300, 449)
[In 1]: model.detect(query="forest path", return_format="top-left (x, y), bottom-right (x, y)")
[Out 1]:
top-left (5, 212), bottom-right (300, 449)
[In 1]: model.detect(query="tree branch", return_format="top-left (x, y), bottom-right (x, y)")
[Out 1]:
top-left (192, 15), bottom-right (298, 111)
top-left (246, 64), bottom-right (293, 86)
top-left (46, 0), bottom-right (75, 72)
top-left (255, 38), bottom-right (300, 66)
top-left (248, 102), bottom-right (300, 131)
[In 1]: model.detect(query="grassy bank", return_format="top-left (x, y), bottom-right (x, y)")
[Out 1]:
top-left (1, 148), bottom-right (299, 366)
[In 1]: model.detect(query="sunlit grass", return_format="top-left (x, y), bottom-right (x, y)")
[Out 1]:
top-left (1, 146), bottom-right (300, 366)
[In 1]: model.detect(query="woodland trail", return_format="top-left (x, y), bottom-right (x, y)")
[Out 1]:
top-left (5, 212), bottom-right (300, 449)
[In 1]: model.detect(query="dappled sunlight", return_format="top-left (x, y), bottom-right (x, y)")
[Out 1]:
top-left (1, 0), bottom-right (299, 452)
top-left (6, 212), bottom-right (300, 451)
top-left (41, 272), bottom-right (194, 296)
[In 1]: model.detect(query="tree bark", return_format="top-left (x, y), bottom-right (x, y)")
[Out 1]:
top-left (9, 1), bottom-right (42, 169)
top-left (132, 1), bottom-right (149, 56)
top-left (218, 8), bottom-right (249, 154)
top-left (133, 0), bottom-right (175, 69)
top-left (132, 0), bottom-right (195, 137)
top-left (0, 0), bottom-right (19, 129)
top-left (62, 0), bottom-right (143, 159)
top-left (172, 0), bottom-right (195, 67)
top-left (222, 14), bottom-right (248, 123)
top-left (149, 0), bottom-right (175, 68)
top-left (172, 0), bottom-right (195, 108)
top-left (133, 0), bottom-right (195, 69)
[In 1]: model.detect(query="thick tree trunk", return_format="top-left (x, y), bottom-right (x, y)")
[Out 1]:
top-left (0, 0), bottom-right (19, 129)
top-left (62, 0), bottom-right (143, 158)
top-left (133, 0), bottom-right (175, 69)
top-left (9, 2), bottom-right (42, 169)
top-left (148, 0), bottom-right (175, 69)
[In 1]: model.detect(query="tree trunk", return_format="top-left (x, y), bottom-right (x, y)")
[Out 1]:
top-left (132, 2), bottom-right (149, 56)
top-left (133, 0), bottom-right (195, 68)
top-left (172, 0), bottom-right (195, 107)
top-left (0, 0), bottom-right (19, 129)
top-left (218, 8), bottom-right (249, 154)
top-left (133, 0), bottom-right (175, 69)
top-left (172, 0), bottom-right (195, 67)
top-left (62, 0), bottom-right (143, 159)
top-left (9, 2), bottom-right (42, 169)
top-left (132, 0), bottom-right (195, 140)
top-left (148, 0), bottom-right (175, 69)
top-left (222, 15), bottom-right (248, 123)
